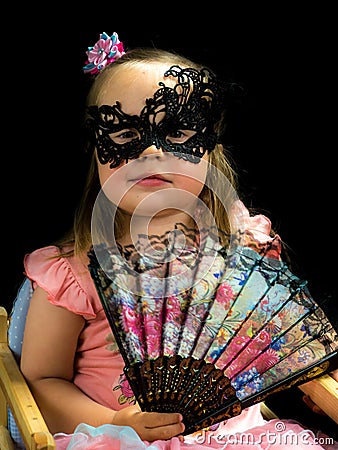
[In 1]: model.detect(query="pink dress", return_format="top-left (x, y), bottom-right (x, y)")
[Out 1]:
top-left (24, 202), bottom-right (336, 450)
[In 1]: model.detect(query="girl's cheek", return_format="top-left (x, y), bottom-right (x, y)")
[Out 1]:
top-left (175, 175), bottom-right (205, 197)
top-left (97, 162), bottom-right (125, 187)
top-left (174, 159), bottom-right (208, 196)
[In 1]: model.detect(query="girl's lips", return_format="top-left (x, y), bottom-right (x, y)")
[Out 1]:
top-left (131, 174), bottom-right (172, 186)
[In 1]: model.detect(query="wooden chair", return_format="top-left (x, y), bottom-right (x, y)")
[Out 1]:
top-left (0, 306), bottom-right (56, 450)
top-left (1, 276), bottom-right (337, 449)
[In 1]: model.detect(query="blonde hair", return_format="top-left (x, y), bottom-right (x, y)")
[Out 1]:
top-left (56, 47), bottom-right (239, 257)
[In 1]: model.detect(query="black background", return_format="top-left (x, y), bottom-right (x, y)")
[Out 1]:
top-left (2, 11), bottom-right (337, 439)
top-left (3, 16), bottom-right (335, 312)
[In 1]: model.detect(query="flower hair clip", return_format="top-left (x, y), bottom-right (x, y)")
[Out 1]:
top-left (83, 31), bottom-right (125, 75)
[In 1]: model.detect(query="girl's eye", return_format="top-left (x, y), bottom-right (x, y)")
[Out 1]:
top-left (166, 129), bottom-right (196, 143)
top-left (109, 129), bottom-right (141, 144)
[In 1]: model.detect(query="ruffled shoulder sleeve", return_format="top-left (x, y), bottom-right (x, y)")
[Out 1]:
top-left (230, 200), bottom-right (282, 259)
top-left (24, 246), bottom-right (101, 319)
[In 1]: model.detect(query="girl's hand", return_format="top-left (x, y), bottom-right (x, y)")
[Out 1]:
top-left (112, 404), bottom-right (185, 442)
top-left (302, 369), bottom-right (338, 415)
top-left (302, 395), bottom-right (326, 415)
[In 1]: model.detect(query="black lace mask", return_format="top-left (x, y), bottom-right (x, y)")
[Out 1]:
top-left (85, 66), bottom-right (226, 168)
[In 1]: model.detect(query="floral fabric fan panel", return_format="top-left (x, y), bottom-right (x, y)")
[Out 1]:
top-left (88, 223), bottom-right (338, 435)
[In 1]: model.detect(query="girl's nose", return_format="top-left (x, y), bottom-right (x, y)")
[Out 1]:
top-left (139, 144), bottom-right (164, 158)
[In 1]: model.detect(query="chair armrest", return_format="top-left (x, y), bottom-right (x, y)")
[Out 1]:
top-left (299, 374), bottom-right (338, 424)
top-left (260, 402), bottom-right (279, 420)
top-left (0, 307), bottom-right (56, 450)
top-left (0, 425), bottom-right (15, 450)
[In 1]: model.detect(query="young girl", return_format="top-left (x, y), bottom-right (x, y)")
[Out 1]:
top-left (20, 32), bottom-right (337, 449)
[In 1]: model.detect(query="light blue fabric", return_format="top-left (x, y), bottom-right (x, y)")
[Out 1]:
top-left (8, 277), bottom-right (33, 361)
top-left (55, 423), bottom-right (161, 449)
top-left (7, 277), bottom-right (33, 449)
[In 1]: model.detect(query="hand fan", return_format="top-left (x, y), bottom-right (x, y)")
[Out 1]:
top-left (88, 223), bottom-right (338, 435)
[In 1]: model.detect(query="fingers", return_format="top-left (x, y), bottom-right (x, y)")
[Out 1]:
top-left (302, 394), bottom-right (326, 415)
top-left (138, 411), bottom-right (185, 441)
top-left (142, 413), bottom-right (184, 441)
top-left (113, 406), bottom-right (185, 442)
top-left (143, 412), bottom-right (183, 428)
top-left (302, 371), bottom-right (338, 417)
top-left (329, 369), bottom-right (338, 382)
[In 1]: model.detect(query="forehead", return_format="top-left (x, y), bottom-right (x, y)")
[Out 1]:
top-left (96, 63), bottom-right (177, 113)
